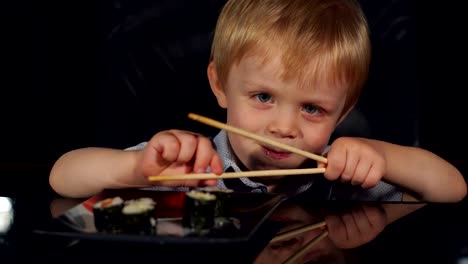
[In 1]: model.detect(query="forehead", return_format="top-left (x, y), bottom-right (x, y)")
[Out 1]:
top-left (236, 49), bottom-right (350, 93)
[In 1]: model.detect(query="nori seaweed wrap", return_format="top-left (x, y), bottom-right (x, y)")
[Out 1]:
top-left (201, 187), bottom-right (234, 218)
top-left (200, 187), bottom-right (242, 233)
top-left (182, 190), bottom-right (217, 231)
top-left (121, 197), bottom-right (156, 234)
top-left (93, 196), bottom-right (124, 233)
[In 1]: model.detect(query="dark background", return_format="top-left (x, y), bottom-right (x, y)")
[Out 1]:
top-left (0, 0), bottom-right (467, 263)
top-left (2, 0), bottom-right (467, 197)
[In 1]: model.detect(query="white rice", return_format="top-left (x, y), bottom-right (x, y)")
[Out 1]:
top-left (186, 190), bottom-right (216, 201)
top-left (122, 198), bottom-right (156, 215)
top-left (201, 187), bottom-right (234, 193)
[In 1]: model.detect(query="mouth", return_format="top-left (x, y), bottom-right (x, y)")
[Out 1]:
top-left (262, 146), bottom-right (292, 160)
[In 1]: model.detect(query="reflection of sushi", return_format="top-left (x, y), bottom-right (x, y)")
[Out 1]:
top-left (93, 196), bottom-right (124, 233)
top-left (121, 198), bottom-right (156, 234)
top-left (183, 190), bottom-right (217, 231)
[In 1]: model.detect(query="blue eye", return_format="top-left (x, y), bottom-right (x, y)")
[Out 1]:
top-left (255, 93), bottom-right (272, 103)
top-left (303, 105), bottom-right (319, 114)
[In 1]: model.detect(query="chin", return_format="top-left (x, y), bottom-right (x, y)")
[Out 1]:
top-left (245, 155), bottom-right (303, 171)
top-left (262, 163), bottom-right (302, 171)
top-left (252, 164), bottom-right (288, 172)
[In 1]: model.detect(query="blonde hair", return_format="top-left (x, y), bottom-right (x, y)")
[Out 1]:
top-left (210, 0), bottom-right (371, 116)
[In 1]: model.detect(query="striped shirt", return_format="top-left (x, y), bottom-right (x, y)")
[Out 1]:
top-left (126, 130), bottom-right (402, 201)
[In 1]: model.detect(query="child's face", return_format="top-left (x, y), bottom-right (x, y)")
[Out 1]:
top-left (209, 50), bottom-right (350, 172)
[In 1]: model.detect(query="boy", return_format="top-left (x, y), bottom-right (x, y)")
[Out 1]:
top-left (49, 0), bottom-right (466, 202)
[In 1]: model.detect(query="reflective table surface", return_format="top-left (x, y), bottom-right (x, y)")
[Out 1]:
top-left (1, 189), bottom-right (467, 264)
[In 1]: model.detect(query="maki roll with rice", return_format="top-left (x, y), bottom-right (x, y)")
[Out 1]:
top-left (121, 197), bottom-right (156, 234)
top-left (201, 187), bottom-right (234, 218)
top-left (200, 187), bottom-right (240, 233)
top-left (183, 190), bottom-right (217, 231)
top-left (93, 196), bottom-right (124, 233)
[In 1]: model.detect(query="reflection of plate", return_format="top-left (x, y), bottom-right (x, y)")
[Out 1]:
top-left (34, 189), bottom-right (287, 244)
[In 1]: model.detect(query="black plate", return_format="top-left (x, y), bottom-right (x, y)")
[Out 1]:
top-left (33, 189), bottom-right (286, 247)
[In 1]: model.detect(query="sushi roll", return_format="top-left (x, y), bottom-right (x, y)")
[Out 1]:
top-left (201, 187), bottom-right (234, 218)
top-left (182, 190), bottom-right (217, 231)
top-left (199, 187), bottom-right (241, 233)
top-left (121, 197), bottom-right (156, 234)
top-left (93, 196), bottom-right (124, 233)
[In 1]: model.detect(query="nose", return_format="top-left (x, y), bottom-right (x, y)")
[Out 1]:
top-left (267, 112), bottom-right (299, 139)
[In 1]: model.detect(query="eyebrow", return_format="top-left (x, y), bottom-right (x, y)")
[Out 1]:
top-left (245, 80), bottom-right (338, 102)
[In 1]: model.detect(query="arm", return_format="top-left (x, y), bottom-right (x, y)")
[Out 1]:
top-left (49, 147), bottom-right (143, 198)
top-left (364, 139), bottom-right (467, 202)
top-left (49, 130), bottom-right (224, 198)
top-left (321, 137), bottom-right (467, 202)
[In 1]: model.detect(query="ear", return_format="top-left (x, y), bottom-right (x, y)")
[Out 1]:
top-left (207, 62), bottom-right (227, 109)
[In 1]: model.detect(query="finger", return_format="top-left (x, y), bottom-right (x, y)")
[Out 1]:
top-left (162, 132), bottom-right (220, 187)
top-left (362, 205), bottom-right (387, 229)
top-left (317, 161), bottom-right (326, 169)
top-left (351, 161), bottom-right (371, 186)
top-left (172, 132), bottom-right (198, 164)
top-left (193, 136), bottom-right (216, 173)
top-left (159, 177), bottom-right (212, 187)
top-left (317, 151), bottom-right (328, 169)
top-left (325, 214), bottom-right (347, 242)
top-left (198, 154), bottom-right (223, 187)
top-left (153, 132), bottom-right (181, 164)
top-left (199, 179), bottom-right (218, 186)
top-left (361, 164), bottom-right (383, 189)
top-left (210, 153), bottom-right (224, 175)
top-left (340, 149), bottom-right (358, 183)
top-left (189, 136), bottom-right (221, 187)
top-left (341, 212), bottom-right (359, 241)
top-left (155, 173), bottom-right (215, 187)
top-left (149, 162), bottom-right (200, 187)
top-left (323, 148), bottom-right (345, 181)
top-left (351, 206), bottom-right (372, 235)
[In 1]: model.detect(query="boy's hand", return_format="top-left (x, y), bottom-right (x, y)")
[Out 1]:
top-left (325, 205), bottom-right (388, 249)
top-left (136, 130), bottom-right (224, 187)
top-left (318, 137), bottom-right (386, 189)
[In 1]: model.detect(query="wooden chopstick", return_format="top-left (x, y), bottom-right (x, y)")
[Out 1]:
top-left (282, 230), bottom-right (329, 264)
top-left (148, 168), bottom-right (325, 182)
top-left (188, 113), bottom-right (328, 164)
top-left (270, 220), bottom-right (327, 243)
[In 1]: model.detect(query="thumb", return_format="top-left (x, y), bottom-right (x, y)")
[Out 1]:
top-left (317, 148), bottom-right (329, 169)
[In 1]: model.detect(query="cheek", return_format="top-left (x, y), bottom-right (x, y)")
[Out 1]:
top-left (227, 133), bottom-right (252, 168)
top-left (227, 105), bottom-right (263, 131)
top-left (302, 126), bottom-right (334, 152)
top-left (228, 134), bottom-right (245, 154)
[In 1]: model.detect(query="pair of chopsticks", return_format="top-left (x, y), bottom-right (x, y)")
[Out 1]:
top-left (148, 113), bottom-right (327, 182)
top-left (269, 221), bottom-right (328, 264)
top-left (270, 220), bottom-right (327, 243)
